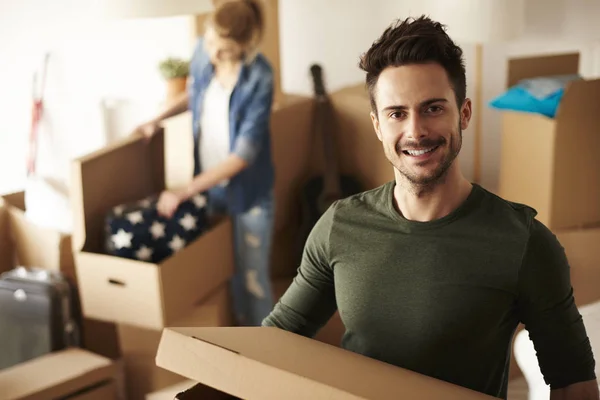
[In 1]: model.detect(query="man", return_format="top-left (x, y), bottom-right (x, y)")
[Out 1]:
top-left (262, 16), bottom-right (598, 400)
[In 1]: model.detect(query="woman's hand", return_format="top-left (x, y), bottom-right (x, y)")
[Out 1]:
top-left (157, 189), bottom-right (186, 219)
top-left (132, 120), bottom-right (160, 142)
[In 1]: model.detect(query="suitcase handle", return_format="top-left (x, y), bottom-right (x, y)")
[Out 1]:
top-left (108, 278), bottom-right (126, 287)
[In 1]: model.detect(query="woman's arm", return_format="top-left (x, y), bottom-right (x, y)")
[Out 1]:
top-left (179, 154), bottom-right (248, 201)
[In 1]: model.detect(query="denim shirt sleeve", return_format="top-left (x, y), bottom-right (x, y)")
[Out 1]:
top-left (232, 71), bottom-right (274, 165)
top-left (187, 38), bottom-right (207, 110)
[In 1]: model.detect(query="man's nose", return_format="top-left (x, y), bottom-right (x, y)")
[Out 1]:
top-left (405, 114), bottom-right (429, 140)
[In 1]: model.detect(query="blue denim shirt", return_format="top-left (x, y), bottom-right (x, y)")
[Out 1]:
top-left (188, 38), bottom-right (275, 214)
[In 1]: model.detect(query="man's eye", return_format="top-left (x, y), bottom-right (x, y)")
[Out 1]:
top-left (390, 112), bottom-right (405, 119)
top-left (427, 105), bottom-right (443, 114)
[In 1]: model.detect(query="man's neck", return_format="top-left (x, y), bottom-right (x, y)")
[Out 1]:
top-left (393, 167), bottom-right (473, 222)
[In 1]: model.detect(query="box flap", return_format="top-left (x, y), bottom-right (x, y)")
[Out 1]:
top-left (506, 52), bottom-right (579, 87)
top-left (2, 191), bottom-right (25, 211)
top-left (0, 348), bottom-right (116, 400)
top-left (71, 133), bottom-right (165, 253)
top-left (156, 327), bottom-right (494, 399)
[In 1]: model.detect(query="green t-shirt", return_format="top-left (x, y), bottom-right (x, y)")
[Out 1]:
top-left (262, 181), bottom-right (596, 398)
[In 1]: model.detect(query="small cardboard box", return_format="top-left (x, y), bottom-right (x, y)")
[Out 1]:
top-left (155, 327), bottom-right (495, 399)
top-left (0, 348), bottom-right (118, 400)
top-left (71, 133), bottom-right (234, 330)
top-left (498, 52), bottom-right (600, 230)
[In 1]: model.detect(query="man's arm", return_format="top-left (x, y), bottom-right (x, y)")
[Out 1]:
top-left (262, 203), bottom-right (338, 337)
top-left (517, 219), bottom-right (598, 399)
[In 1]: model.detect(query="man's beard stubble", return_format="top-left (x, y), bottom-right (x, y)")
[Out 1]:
top-left (390, 127), bottom-right (462, 190)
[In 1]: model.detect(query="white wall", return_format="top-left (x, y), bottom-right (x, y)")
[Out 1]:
top-left (2, 0), bottom-right (600, 194)
top-left (279, 0), bottom-right (600, 190)
top-left (0, 1), bottom-right (197, 194)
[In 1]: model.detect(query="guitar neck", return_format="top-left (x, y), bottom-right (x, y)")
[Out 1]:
top-left (315, 97), bottom-right (342, 197)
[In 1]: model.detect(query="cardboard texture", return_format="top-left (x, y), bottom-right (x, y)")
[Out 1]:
top-left (325, 84), bottom-right (393, 190)
top-left (156, 327), bottom-right (495, 400)
top-left (2, 191), bottom-right (75, 279)
top-left (146, 380), bottom-right (233, 400)
top-left (71, 132), bottom-right (234, 330)
top-left (498, 52), bottom-right (600, 230)
top-left (557, 227), bottom-right (600, 307)
top-left (118, 285), bottom-right (232, 400)
top-left (0, 348), bottom-right (117, 400)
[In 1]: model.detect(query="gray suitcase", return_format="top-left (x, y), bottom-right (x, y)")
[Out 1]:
top-left (0, 266), bottom-right (82, 370)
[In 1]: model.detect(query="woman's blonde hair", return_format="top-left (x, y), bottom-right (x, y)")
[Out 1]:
top-left (206, 0), bottom-right (266, 62)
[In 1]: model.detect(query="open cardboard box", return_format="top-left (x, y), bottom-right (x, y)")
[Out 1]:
top-left (498, 52), bottom-right (600, 230)
top-left (0, 348), bottom-right (118, 400)
top-left (155, 327), bottom-right (495, 399)
top-left (71, 132), bottom-right (234, 331)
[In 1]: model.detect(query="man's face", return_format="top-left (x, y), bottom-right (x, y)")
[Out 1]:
top-left (370, 63), bottom-right (471, 187)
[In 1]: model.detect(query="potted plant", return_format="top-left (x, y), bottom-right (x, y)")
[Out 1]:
top-left (159, 57), bottom-right (190, 104)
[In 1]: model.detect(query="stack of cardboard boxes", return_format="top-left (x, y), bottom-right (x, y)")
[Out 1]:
top-left (0, 194), bottom-right (123, 399)
top-left (498, 52), bottom-right (600, 307)
top-left (497, 52), bottom-right (600, 381)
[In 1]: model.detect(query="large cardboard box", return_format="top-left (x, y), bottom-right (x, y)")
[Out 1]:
top-left (71, 132), bottom-right (234, 331)
top-left (118, 285), bottom-right (232, 400)
top-left (155, 327), bottom-right (495, 399)
top-left (0, 348), bottom-right (118, 400)
top-left (498, 52), bottom-right (600, 230)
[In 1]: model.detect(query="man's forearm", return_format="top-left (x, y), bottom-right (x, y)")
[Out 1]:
top-left (153, 92), bottom-right (189, 124)
top-left (551, 380), bottom-right (599, 400)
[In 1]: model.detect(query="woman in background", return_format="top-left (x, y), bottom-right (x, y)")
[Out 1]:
top-left (134, 0), bottom-right (275, 326)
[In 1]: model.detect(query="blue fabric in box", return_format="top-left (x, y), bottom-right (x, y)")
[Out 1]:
top-left (489, 74), bottom-right (582, 118)
top-left (104, 192), bottom-right (209, 264)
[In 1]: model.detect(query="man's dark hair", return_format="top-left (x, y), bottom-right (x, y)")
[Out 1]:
top-left (359, 15), bottom-right (466, 113)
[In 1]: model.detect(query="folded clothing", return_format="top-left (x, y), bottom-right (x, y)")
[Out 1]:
top-left (489, 74), bottom-right (582, 118)
top-left (104, 192), bottom-right (209, 263)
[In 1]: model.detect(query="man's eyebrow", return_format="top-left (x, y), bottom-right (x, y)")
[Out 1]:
top-left (381, 98), bottom-right (448, 112)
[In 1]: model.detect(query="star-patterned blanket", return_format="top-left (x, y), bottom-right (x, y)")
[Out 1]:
top-left (104, 193), bottom-right (209, 263)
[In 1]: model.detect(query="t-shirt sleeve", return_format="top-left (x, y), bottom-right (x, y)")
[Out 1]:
top-left (517, 219), bottom-right (596, 389)
top-left (261, 203), bottom-right (338, 337)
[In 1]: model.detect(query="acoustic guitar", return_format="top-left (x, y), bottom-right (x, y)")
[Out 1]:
top-left (296, 64), bottom-right (363, 263)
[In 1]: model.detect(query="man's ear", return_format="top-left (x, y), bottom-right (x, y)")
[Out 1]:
top-left (371, 111), bottom-right (382, 142)
top-left (460, 98), bottom-right (472, 130)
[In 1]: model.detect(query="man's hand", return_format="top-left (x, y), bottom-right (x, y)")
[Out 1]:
top-left (157, 189), bottom-right (186, 219)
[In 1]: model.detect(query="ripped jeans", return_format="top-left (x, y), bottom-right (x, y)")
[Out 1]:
top-left (207, 186), bottom-right (275, 326)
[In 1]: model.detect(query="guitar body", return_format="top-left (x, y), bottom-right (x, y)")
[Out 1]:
top-left (295, 65), bottom-right (363, 263)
